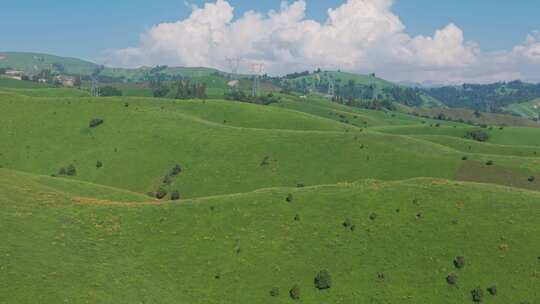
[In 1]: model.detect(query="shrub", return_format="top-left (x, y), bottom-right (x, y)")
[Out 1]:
top-left (163, 175), bottom-right (172, 185)
top-left (369, 212), bottom-right (377, 221)
top-left (462, 156), bottom-right (468, 161)
top-left (446, 274), bottom-right (457, 285)
top-left (170, 190), bottom-right (180, 201)
top-left (269, 288), bottom-right (280, 297)
top-left (89, 118), bottom-right (104, 128)
top-left (454, 256), bottom-right (465, 269)
top-left (170, 164), bottom-right (182, 176)
top-left (289, 285), bottom-right (300, 300)
top-left (486, 160), bottom-right (494, 166)
top-left (58, 167), bottom-right (67, 175)
top-left (487, 285), bottom-right (497, 296)
top-left (155, 187), bottom-right (168, 199)
top-left (96, 160), bottom-right (103, 168)
top-left (286, 194), bottom-right (293, 203)
top-left (66, 164), bottom-right (77, 176)
top-left (343, 218), bottom-right (352, 228)
top-left (99, 86), bottom-right (123, 96)
top-left (294, 214), bottom-right (300, 221)
top-left (528, 176), bottom-right (535, 182)
top-left (260, 156), bottom-right (270, 166)
top-left (471, 287), bottom-right (483, 302)
top-left (314, 270), bottom-right (332, 290)
top-left (464, 130), bottom-right (489, 142)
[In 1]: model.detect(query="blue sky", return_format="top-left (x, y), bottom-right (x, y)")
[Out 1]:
top-left (1, 0), bottom-right (538, 60)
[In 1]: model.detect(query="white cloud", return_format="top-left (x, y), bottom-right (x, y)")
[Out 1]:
top-left (104, 0), bottom-right (540, 84)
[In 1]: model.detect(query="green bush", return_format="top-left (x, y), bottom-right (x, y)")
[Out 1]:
top-left (314, 270), bottom-right (332, 290)
top-left (471, 287), bottom-right (483, 302)
top-left (289, 285), bottom-right (300, 300)
top-left (528, 176), bottom-right (535, 182)
top-left (464, 130), bottom-right (489, 142)
top-left (454, 256), bottom-right (465, 269)
top-left (58, 167), bottom-right (67, 175)
top-left (66, 164), bottom-right (77, 176)
top-left (170, 190), bottom-right (180, 201)
top-left (486, 160), bottom-right (494, 166)
top-left (487, 285), bottom-right (497, 296)
top-left (269, 288), bottom-right (280, 297)
top-left (155, 187), bottom-right (168, 199)
top-left (89, 118), bottom-right (104, 128)
top-left (96, 160), bottom-right (103, 168)
top-left (99, 86), bottom-right (123, 97)
top-left (446, 273), bottom-right (457, 285)
top-left (286, 194), bottom-right (293, 203)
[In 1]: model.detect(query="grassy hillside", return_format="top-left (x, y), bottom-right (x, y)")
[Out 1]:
top-left (504, 98), bottom-right (540, 119)
top-left (0, 52), bottom-right (98, 75)
top-left (1, 170), bottom-right (539, 303)
top-left (407, 106), bottom-right (540, 128)
top-left (0, 93), bottom-right (471, 198)
top-left (2, 81), bottom-right (540, 303)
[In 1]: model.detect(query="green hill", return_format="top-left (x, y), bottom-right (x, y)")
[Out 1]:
top-left (1, 168), bottom-right (539, 303)
top-left (282, 71), bottom-right (444, 108)
top-left (504, 98), bottom-right (540, 119)
top-left (2, 80), bottom-right (540, 303)
top-left (0, 52), bottom-right (98, 75)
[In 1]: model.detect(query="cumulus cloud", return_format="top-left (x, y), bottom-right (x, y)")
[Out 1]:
top-left (103, 0), bottom-right (540, 84)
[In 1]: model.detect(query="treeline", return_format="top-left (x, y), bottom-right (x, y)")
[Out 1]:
top-left (424, 81), bottom-right (540, 112)
top-left (284, 77), bottom-right (425, 107)
top-left (224, 91), bottom-right (281, 105)
top-left (151, 79), bottom-right (207, 99)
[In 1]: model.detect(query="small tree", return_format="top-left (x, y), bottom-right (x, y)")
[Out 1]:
top-left (314, 270), bottom-right (332, 290)
top-left (269, 288), bottom-right (280, 297)
top-left (66, 164), bottom-right (77, 176)
top-left (446, 274), bottom-right (457, 285)
top-left (89, 118), bottom-right (104, 128)
top-left (99, 86), bottom-right (123, 96)
top-left (289, 285), bottom-right (300, 300)
top-left (471, 287), bottom-right (483, 302)
top-left (286, 194), bottom-right (293, 203)
top-left (454, 256), bottom-right (465, 269)
top-left (155, 187), bottom-right (168, 199)
top-left (487, 285), bottom-right (497, 296)
top-left (170, 190), bottom-right (180, 201)
top-left (96, 160), bottom-right (103, 168)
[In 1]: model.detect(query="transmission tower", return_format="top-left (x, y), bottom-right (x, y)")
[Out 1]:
top-left (226, 58), bottom-right (241, 79)
top-left (328, 77), bottom-right (335, 98)
top-left (251, 63), bottom-right (264, 97)
top-left (91, 77), bottom-right (100, 97)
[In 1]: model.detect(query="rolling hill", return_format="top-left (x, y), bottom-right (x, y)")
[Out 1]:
top-left (1, 65), bottom-right (540, 303)
top-left (1, 168), bottom-right (539, 303)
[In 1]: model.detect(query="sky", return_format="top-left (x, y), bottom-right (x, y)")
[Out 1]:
top-left (1, 0), bottom-right (540, 83)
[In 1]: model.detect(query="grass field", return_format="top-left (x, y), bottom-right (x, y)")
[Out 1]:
top-left (1, 170), bottom-right (539, 303)
top-left (1, 82), bottom-right (540, 303)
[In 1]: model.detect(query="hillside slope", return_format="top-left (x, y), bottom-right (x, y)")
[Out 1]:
top-left (1, 169), bottom-right (539, 303)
